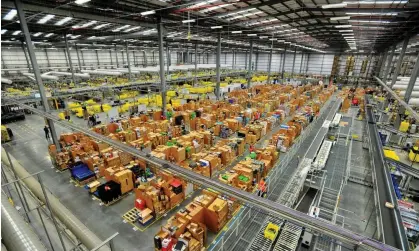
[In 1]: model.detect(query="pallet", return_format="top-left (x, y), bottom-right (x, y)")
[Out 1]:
top-left (123, 208), bottom-right (140, 223)
top-left (70, 176), bottom-right (96, 187)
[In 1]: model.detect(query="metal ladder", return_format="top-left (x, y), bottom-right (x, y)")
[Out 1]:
top-left (272, 222), bottom-right (303, 251)
top-left (248, 218), bottom-right (284, 251)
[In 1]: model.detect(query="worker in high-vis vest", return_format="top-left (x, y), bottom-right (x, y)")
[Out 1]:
top-left (257, 178), bottom-right (267, 197)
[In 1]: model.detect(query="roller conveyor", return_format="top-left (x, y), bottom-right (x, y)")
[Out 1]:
top-left (272, 223), bottom-right (303, 251)
top-left (248, 218), bottom-right (284, 251)
top-left (312, 140), bottom-right (333, 171)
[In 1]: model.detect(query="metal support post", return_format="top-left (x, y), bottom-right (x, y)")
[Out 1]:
top-left (216, 33), bottom-right (221, 99)
top-left (133, 50), bottom-right (137, 66)
top-left (64, 35), bottom-right (76, 85)
top-left (305, 53), bottom-right (310, 74)
top-left (291, 45), bottom-right (297, 78)
top-left (15, 0), bottom-right (61, 151)
top-left (404, 53), bottom-right (419, 103)
top-left (109, 49), bottom-right (113, 67)
top-left (255, 49), bottom-right (259, 71)
top-left (299, 53), bottom-right (304, 74)
top-left (166, 44), bottom-right (170, 73)
top-left (36, 207), bottom-right (55, 251)
top-left (267, 42), bottom-right (273, 84)
top-left (75, 44), bottom-right (82, 71)
top-left (194, 42), bottom-right (198, 86)
top-left (121, 50), bottom-right (125, 66)
top-left (157, 21), bottom-right (167, 115)
top-left (383, 45), bottom-right (396, 81)
top-left (95, 50), bottom-right (100, 66)
top-left (37, 174), bottom-right (67, 251)
top-left (232, 50), bottom-right (235, 69)
top-left (21, 41), bottom-right (32, 72)
top-left (247, 40), bottom-right (253, 88)
top-left (225, 52), bottom-right (227, 65)
top-left (245, 51), bottom-right (248, 70)
top-left (379, 51), bottom-right (389, 78)
top-left (281, 44), bottom-right (288, 83)
top-left (1, 167), bottom-right (13, 200)
top-left (114, 45), bottom-right (119, 67)
top-left (185, 48), bottom-right (189, 63)
top-left (126, 41), bottom-right (132, 80)
top-left (207, 53), bottom-right (209, 64)
top-left (44, 49), bottom-right (51, 67)
top-left (143, 50), bottom-right (148, 67)
top-left (391, 38), bottom-right (409, 87)
top-left (4, 150), bottom-right (31, 222)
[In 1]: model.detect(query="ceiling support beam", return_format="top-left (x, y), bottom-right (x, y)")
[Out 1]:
top-left (2, 1), bottom-right (156, 29)
top-left (64, 35), bottom-right (76, 85)
top-left (216, 33), bottom-right (221, 100)
top-left (21, 41), bottom-right (32, 72)
top-left (267, 42), bottom-right (273, 84)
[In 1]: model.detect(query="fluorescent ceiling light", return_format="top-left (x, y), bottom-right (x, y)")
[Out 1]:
top-left (12, 30), bottom-right (21, 35)
top-left (73, 20), bottom-right (97, 29)
top-left (93, 23), bottom-right (110, 29)
top-left (346, 12), bottom-right (397, 16)
top-left (112, 25), bottom-right (131, 32)
top-left (1, 29), bottom-right (7, 34)
top-left (247, 34), bottom-right (257, 36)
top-left (124, 26), bottom-right (141, 32)
top-left (75, 0), bottom-right (91, 4)
top-left (3, 9), bottom-right (17, 20)
top-left (37, 14), bottom-right (55, 24)
top-left (201, 4), bottom-right (232, 13)
top-left (284, 41), bottom-right (291, 44)
top-left (71, 35), bottom-right (81, 39)
top-left (141, 10), bottom-right (156, 16)
top-left (339, 30), bottom-right (353, 32)
top-left (269, 38), bottom-right (277, 41)
top-left (55, 17), bottom-right (72, 25)
top-left (330, 16), bottom-right (351, 21)
top-left (349, 20), bottom-right (390, 23)
top-left (231, 30), bottom-right (242, 34)
top-left (345, 1), bottom-right (407, 4)
top-left (259, 36), bottom-right (268, 39)
top-left (322, 3), bottom-right (348, 8)
top-left (33, 32), bottom-right (43, 37)
top-left (342, 33), bottom-right (354, 36)
top-left (211, 26), bottom-right (223, 29)
top-left (335, 25), bottom-right (352, 28)
top-left (182, 19), bottom-right (195, 23)
top-left (45, 33), bottom-right (54, 37)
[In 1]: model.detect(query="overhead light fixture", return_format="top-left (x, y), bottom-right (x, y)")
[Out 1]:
top-left (112, 25), bottom-right (131, 32)
top-left (3, 9), bottom-right (17, 20)
top-left (124, 26), bottom-right (141, 32)
top-left (322, 3), bottom-right (348, 8)
top-left (284, 41), bottom-right (291, 44)
top-left (37, 14), bottom-right (55, 24)
top-left (12, 30), bottom-right (21, 35)
top-left (182, 19), bottom-right (195, 23)
top-left (330, 16), bottom-right (351, 21)
top-left (141, 10), bottom-right (156, 16)
top-left (44, 33), bottom-right (54, 37)
top-left (345, 1), bottom-right (407, 4)
top-left (55, 17), bottom-right (72, 25)
top-left (33, 32), bottom-right (43, 37)
top-left (259, 36), bottom-right (268, 39)
top-left (1, 29), bottom-right (7, 34)
top-left (269, 38), bottom-right (277, 41)
top-left (346, 12), bottom-right (397, 16)
top-left (348, 20), bottom-right (391, 23)
top-left (87, 36), bottom-right (97, 39)
top-left (73, 20), bottom-right (98, 29)
top-left (211, 26), bottom-right (223, 29)
top-left (75, 0), bottom-right (91, 4)
top-left (344, 37), bottom-right (355, 39)
top-left (71, 35), bottom-right (81, 39)
top-left (93, 23), bottom-right (111, 29)
top-left (247, 34), bottom-right (257, 36)
top-left (339, 30), bottom-right (353, 32)
top-left (335, 25), bottom-right (352, 28)
top-left (231, 31), bottom-right (242, 34)
top-left (278, 40), bottom-right (285, 42)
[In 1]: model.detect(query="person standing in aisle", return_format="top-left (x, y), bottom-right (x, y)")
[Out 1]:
top-left (44, 125), bottom-right (50, 140)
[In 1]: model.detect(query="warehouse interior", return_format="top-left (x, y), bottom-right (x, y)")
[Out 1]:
top-left (1, 0), bottom-right (419, 251)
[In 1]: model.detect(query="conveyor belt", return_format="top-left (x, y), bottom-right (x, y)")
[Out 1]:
top-left (365, 97), bottom-right (409, 250)
top-left (248, 218), bottom-right (284, 251)
top-left (305, 99), bottom-right (342, 159)
top-left (273, 223), bottom-right (303, 251)
top-left (386, 158), bottom-right (419, 179)
top-left (9, 99), bottom-right (400, 251)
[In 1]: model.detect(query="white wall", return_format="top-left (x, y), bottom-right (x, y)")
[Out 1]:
top-left (1, 46), bottom-right (335, 76)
